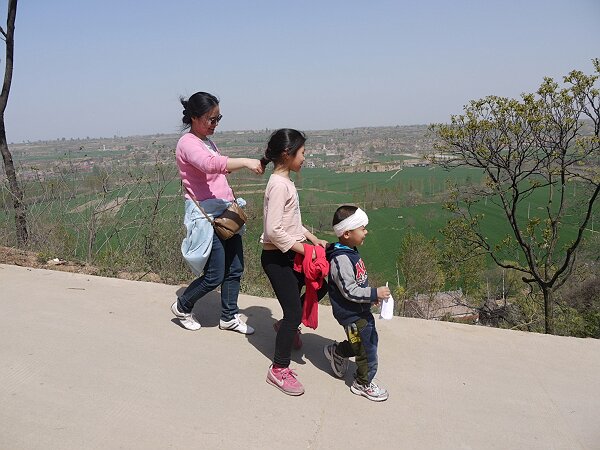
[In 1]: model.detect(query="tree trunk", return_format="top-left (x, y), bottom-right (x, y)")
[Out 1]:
top-left (0, 0), bottom-right (26, 245)
top-left (0, 117), bottom-right (27, 245)
top-left (543, 288), bottom-right (554, 334)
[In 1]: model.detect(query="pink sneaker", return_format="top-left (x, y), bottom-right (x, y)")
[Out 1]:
top-left (266, 365), bottom-right (305, 396)
top-left (273, 320), bottom-right (303, 350)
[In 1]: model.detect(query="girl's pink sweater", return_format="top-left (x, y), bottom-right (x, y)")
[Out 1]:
top-left (261, 174), bottom-right (308, 252)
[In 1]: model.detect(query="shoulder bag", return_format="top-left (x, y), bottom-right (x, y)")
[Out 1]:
top-left (185, 186), bottom-right (247, 240)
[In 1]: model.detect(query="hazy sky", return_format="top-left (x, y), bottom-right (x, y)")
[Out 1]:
top-left (3, 0), bottom-right (599, 142)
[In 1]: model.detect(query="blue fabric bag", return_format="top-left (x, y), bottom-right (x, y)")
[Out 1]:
top-left (181, 200), bottom-right (213, 276)
top-left (181, 197), bottom-right (247, 276)
top-left (180, 199), bottom-right (225, 276)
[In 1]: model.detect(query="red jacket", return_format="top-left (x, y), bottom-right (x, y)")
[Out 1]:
top-left (294, 243), bottom-right (329, 329)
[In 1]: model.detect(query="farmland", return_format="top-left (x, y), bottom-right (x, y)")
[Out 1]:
top-left (1, 126), bottom-right (597, 290)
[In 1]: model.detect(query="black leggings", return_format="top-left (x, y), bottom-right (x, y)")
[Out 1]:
top-left (261, 249), bottom-right (327, 367)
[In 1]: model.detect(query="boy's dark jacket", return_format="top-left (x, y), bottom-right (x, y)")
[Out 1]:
top-left (326, 243), bottom-right (377, 326)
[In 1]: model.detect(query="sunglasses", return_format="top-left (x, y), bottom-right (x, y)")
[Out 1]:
top-left (207, 114), bottom-right (223, 125)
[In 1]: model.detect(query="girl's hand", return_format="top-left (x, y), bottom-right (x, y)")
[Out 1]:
top-left (312, 239), bottom-right (328, 248)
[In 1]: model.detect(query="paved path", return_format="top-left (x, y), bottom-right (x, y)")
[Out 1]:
top-left (1, 264), bottom-right (599, 450)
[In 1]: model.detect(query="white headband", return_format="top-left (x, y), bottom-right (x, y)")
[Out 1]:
top-left (333, 208), bottom-right (369, 237)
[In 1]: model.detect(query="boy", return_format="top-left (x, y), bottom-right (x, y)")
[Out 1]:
top-left (324, 205), bottom-right (390, 402)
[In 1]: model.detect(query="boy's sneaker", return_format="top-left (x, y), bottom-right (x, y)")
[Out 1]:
top-left (266, 365), bottom-right (304, 396)
top-left (273, 319), bottom-right (303, 349)
top-left (323, 341), bottom-right (349, 378)
top-left (171, 301), bottom-right (201, 331)
top-left (350, 379), bottom-right (389, 402)
top-left (219, 314), bottom-right (255, 335)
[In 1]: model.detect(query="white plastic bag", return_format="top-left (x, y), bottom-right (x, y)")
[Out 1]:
top-left (379, 282), bottom-right (394, 320)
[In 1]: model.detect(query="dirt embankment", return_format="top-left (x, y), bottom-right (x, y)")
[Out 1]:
top-left (0, 246), bottom-right (162, 282)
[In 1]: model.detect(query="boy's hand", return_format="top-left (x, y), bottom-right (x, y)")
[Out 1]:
top-left (376, 286), bottom-right (391, 301)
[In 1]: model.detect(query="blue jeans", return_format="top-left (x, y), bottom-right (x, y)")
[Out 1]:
top-left (178, 232), bottom-right (244, 322)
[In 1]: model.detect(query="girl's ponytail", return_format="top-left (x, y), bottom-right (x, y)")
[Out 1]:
top-left (260, 155), bottom-right (271, 169)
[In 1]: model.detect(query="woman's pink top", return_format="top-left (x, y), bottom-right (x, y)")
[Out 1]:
top-left (176, 133), bottom-right (234, 201)
top-left (261, 173), bottom-right (308, 253)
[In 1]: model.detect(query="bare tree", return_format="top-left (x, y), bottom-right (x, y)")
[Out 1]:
top-left (0, 0), bottom-right (26, 245)
top-left (431, 60), bottom-right (600, 334)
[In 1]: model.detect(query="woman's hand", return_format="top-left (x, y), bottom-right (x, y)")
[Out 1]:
top-left (246, 158), bottom-right (264, 175)
top-left (227, 158), bottom-right (264, 174)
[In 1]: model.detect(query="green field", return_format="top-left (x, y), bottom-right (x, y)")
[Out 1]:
top-left (2, 164), bottom-right (597, 288)
top-left (247, 167), bottom-right (595, 284)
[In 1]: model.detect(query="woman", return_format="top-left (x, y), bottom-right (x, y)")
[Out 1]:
top-left (171, 91), bottom-right (263, 333)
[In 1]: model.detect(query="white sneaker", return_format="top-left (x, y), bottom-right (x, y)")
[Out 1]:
top-left (350, 379), bottom-right (389, 402)
top-left (219, 314), bottom-right (254, 335)
top-left (171, 301), bottom-right (201, 331)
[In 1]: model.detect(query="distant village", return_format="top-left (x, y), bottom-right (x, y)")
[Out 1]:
top-left (6, 125), bottom-right (437, 181)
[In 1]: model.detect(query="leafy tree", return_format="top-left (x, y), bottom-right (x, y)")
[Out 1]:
top-left (556, 232), bottom-right (600, 337)
top-left (397, 229), bottom-right (445, 298)
top-left (431, 60), bottom-right (600, 334)
top-left (0, 0), bottom-right (26, 244)
top-left (440, 221), bottom-right (486, 296)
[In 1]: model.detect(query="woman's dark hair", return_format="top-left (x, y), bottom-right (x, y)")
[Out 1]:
top-left (180, 91), bottom-right (219, 130)
top-left (332, 205), bottom-right (359, 226)
top-left (260, 128), bottom-right (306, 168)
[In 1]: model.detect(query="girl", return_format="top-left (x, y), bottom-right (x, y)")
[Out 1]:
top-left (260, 128), bottom-right (328, 396)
